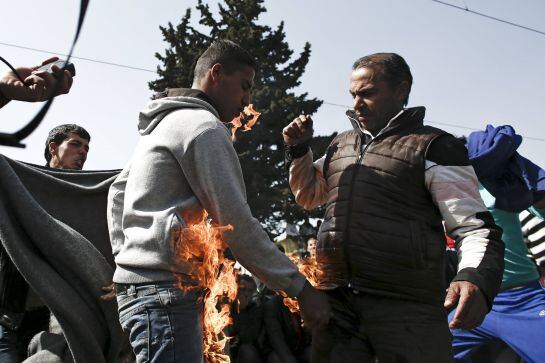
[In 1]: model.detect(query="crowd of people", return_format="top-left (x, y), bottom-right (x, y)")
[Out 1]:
top-left (1, 40), bottom-right (544, 363)
top-left (228, 273), bottom-right (311, 363)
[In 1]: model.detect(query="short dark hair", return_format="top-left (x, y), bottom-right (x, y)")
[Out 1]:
top-left (352, 53), bottom-right (413, 106)
top-left (44, 124), bottom-right (90, 166)
top-left (193, 40), bottom-right (256, 83)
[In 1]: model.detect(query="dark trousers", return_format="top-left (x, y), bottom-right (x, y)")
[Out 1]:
top-left (0, 307), bottom-right (50, 362)
top-left (311, 288), bottom-right (452, 363)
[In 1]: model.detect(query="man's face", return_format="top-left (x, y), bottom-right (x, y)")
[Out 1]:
top-left (49, 132), bottom-right (89, 170)
top-left (236, 279), bottom-right (256, 311)
top-left (307, 238), bottom-right (317, 259)
top-left (349, 67), bottom-right (407, 135)
top-left (213, 65), bottom-right (255, 123)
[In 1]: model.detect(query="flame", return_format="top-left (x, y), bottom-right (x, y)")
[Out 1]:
top-left (229, 104), bottom-right (262, 141)
top-left (281, 252), bottom-right (325, 315)
top-left (171, 210), bottom-right (238, 363)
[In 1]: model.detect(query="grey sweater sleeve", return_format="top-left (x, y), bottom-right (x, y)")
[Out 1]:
top-left (107, 165), bottom-right (130, 258)
top-left (180, 126), bottom-right (307, 297)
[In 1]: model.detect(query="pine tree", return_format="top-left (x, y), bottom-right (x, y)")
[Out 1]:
top-left (149, 0), bottom-right (336, 235)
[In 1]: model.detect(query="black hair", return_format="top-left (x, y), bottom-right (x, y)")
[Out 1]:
top-left (193, 39), bottom-right (256, 83)
top-left (237, 274), bottom-right (256, 286)
top-left (352, 53), bottom-right (413, 106)
top-left (44, 124), bottom-right (90, 166)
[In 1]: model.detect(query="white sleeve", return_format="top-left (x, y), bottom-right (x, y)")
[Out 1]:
top-left (289, 150), bottom-right (328, 210)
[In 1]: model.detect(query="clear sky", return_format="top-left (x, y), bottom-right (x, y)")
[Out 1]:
top-left (1, 0), bottom-right (544, 170)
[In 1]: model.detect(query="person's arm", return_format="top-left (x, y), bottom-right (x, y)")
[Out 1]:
top-left (425, 135), bottom-right (504, 329)
top-left (521, 208), bottom-right (545, 276)
top-left (0, 57), bottom-right (73, 108)
top-left (107, 166), bottom-right (130, 259)
top-left (532, 198), bottom-right (545, 211)
top-left (0, 87), bottom-right (9, 108)
top-left (181, 125), bottom-right (331, 329)
top-left (284, 114), bottom-right (328, 210)
top-left (527, 204), bottom-right (545, 223)
top-left (289, 151), bottom-right (328, 210)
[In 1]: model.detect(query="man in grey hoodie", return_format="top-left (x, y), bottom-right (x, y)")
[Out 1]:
top-left (107, 40), bottom-right (331, 362)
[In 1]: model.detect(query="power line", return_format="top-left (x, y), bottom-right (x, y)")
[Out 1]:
top-left (431, 0), bottom-right (545, 36)
top-left (323, 102), bottom-right (545, 142)
top-left (0, 41), bottom-right (156, 73)
top-left (2, 41), bottom-right (544, 143)
top-left (322, 101), bottom-right (350, 108)
top-left (424, 120), bottom-right (545, 142)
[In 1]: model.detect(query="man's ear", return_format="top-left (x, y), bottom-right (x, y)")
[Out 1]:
top-left (49, 142), bottom-right (58, 157)
top-left (210, 63), bottom-right (224, 83)
top-left (396, 80), bottom-right (410, 104)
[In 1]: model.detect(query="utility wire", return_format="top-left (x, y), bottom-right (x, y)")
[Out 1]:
top-left (2, 41), bottom-right (544, 143)
top-left (323, 101), bottom-right (545, 142)
top-left (322, 101), bottom-right (350, 108)
top-left (431, 0), bottom-right (545, 36)
top-left (0, 41), bottom-right (156, 73)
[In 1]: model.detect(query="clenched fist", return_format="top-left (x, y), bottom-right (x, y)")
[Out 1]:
top-left (283, 114), bottom-right (314, 146)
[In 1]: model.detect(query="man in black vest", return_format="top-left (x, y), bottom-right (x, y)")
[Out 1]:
top-left (283, 53), bottom-right (504, 362)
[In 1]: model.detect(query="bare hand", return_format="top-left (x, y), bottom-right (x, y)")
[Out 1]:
top-left (282, 114), bottom-right (314, 146)
top-left (445, 280), bottom-right (488, 329)
top-left (100, 283), bottom-right (116, 301)
top-left (0, 57), bottom-right (73, 104)
top-left (534, 196), bottom-right (545, 209)
top-left (296, 281), bottom-right (332, 331)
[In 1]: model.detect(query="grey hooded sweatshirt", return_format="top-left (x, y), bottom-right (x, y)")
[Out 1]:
top-left (107, 90), bottom-right (306, 297)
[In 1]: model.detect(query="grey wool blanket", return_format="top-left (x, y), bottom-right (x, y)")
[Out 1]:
top-left (0, 154), bottom-right (123, 363)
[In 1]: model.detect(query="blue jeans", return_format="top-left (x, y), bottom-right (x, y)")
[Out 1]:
top-left (117, 283), bottom-right (204, 363)
top-left (0, 324), bottom-right (17, 363)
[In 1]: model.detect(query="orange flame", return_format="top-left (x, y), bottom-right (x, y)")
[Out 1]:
top-left (171, 210), bottom-right (238, 363)
top-left (281, 252), bottom-right (325, 315)
top-left (229, 104), bottom-right (262, 141)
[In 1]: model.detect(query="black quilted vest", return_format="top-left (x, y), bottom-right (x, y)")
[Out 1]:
top-left (317, 107), bottom-right (449, 304)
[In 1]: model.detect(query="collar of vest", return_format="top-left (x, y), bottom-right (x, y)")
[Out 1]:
top-left (347, 106), bottom-right (427, 138)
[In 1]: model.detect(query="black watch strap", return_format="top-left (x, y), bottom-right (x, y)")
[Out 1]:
top-left (285, 141), bottom-right (311, 164)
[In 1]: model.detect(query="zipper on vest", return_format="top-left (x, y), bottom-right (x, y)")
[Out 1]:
top-left (343, 134), bottom-right (369, 288)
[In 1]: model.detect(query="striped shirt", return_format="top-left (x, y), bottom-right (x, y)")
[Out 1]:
top-left (520, 209), bottom-right (545, 269)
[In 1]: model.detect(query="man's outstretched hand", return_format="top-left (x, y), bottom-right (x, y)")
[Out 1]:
top-left (0, 57), bottom-right (73, 107)
top-left (445, 280), bottom-right (488, 330)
